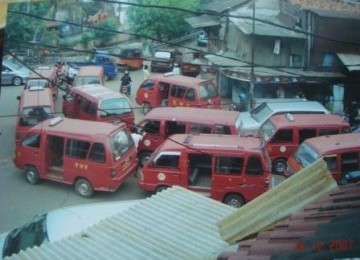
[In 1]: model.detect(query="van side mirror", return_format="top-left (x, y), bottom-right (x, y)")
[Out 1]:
top-left (17, 96), bottom-right (21, 100)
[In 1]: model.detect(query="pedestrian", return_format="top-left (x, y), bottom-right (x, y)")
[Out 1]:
top-left (120, 70), bottom-right (132, 95)
top-left (172, 63), bottom-right (180, 75)
top-left (130, 126), bottom-right (145, 150)
top-left (143, 64), bottom-right (150, 79)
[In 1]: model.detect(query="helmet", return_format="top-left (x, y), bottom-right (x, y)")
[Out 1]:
top-left (125, 71), bottom-right (129, 75)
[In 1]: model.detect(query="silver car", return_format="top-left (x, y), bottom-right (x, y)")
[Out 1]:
top-left (1, 59), bottom-right (31, 86)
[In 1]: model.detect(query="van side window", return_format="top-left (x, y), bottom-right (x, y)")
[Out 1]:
top-left (66, 139), bottom-right (90, 159)
top-left (323, 156), bottom-right (337, 170)
top-left (189, 123), bottom-right (212, 134)
top-left (140, 80), bottom-right (155, 90)
top-left (271, 129), bottom-right (293, 143)
top-left (298, 128), bottom-right (317, 144)
top-left (81, 99), bottom-right (96, 116)
top-left (170, 85), bottom-right (186, 98)
top-left (165, 121), bottom-right (186, 136)
top-left (185, 88), bottom-right (195, 101)
top-left (216, 157), bottom-right (243, 175)
top-left (65, 92), bottom-right (74, 102)
top-left (154, 154), bottom-right (179, 168)
top-left (143, 120), bottom-right (160, 134)
top-left (319, 128), bottom-right (339, 136)
top-left (21, 133), bottom-right (41, 148)
top-left (214, 125), bottom-right (231, 135)
top-left (246, 156), bottom-right (263, 175)
top-left (341, 152), bottom-right (359, 173)
top-left (89, 142), bottom-right (106, 163)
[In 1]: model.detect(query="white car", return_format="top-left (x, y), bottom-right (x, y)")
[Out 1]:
top-left (1, 59), bottom-right (31, 86)
top-left (0, 200), bottom-right (140, 258)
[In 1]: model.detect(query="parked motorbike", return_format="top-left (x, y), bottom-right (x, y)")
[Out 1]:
top-left (120, 84), bottom-right (131, 96)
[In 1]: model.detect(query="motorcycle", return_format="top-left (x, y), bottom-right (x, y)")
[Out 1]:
top-left (120, 84), bottom-right (131, 96)
top-left (229, 94), bottom-right (248, 112)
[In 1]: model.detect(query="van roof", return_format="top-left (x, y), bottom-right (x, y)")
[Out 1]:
top-left (253, 101), bottom-right (329, 113)
top-left (161, 134), bottom-right (262, 151)
top-left (268, 113), bottom-right (349, 128)
top-left (77, 66), bottom-right (104, 76)
top-left (147, 74), bottom-right (213, 86)
top-left (20, 88), bottom-right (54, 108)
top-left (144, 107), bottom-right (239, 125)
top-left (71, 84), bottom-right (127, 101)
top-left (33, 117), bottom-right (125, 136)
top-left (305, 133), bottom-right (360, 155)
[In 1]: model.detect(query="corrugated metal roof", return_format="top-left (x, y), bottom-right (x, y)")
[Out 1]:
top-left (185, 14), bottom-right (221, 29)
top-left (306, 8), bottom-right (360, 20)
top-left (7, 187), bottom-right (236, 260)
top-left (218, 183), bottom-right (360, 259)
top-left (217, 159), bottom-right (339, 244)
top-left (204, 0), bottom-right (250, 13)
top-left (336, 53), bottom-right (360, 71)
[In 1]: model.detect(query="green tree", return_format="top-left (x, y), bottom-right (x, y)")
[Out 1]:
top-left (93, 18), bottom-right (118, 46)
top-left (127, 0), bottom-right (201, 41)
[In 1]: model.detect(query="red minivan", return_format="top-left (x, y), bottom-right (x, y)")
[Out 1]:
top-left (13, 117), bottom-right (138, 197)
top-left (259, 113), bottom-right (351, 174)
top-left (135, 74), bottom-right (221, 114)
top-left (16, 87), bottom-right (55, 143)
top-left (62, 84), bottom-right (134, 129)
top-left (24, 66), bottom-right (58, 99)
top-left (138, 134), bottom-right (271, 208)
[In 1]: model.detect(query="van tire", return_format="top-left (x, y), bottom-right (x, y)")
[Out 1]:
top-left (156, 185), bottom-right (168, 193)
top-left (272, 158), bottom-right (287, 175)
top-left (139, 152), bottom-right (152, 167)
top-left (224, 194), bottom-right (245, 208)
top-left (142, 103), bottom-right (151, 114)
top-left (25, 166), bottom-right (39, 185)
top-left (75, 178), bottom-right (94, 198)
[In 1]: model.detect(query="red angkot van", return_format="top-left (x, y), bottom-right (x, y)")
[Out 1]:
top-left (135, 74), bottom-right (221, 114)
top-left (259, 113), bottom-right (351, 175)
top-left (24, 66), bottom-right (58, 99)
top-left (15, 87), bottom-right (55, 143)
top-left (13, 117), bottom-right (138, 197)
top-left (286, 132), bottom-right (360, 183)
top-left (62, 84), bottom-right (134, 129)
top-left (138, 134), bottom-right (271, 208)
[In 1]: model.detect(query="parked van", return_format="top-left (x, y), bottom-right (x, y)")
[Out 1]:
top-left (135, 74), bottom-right (221, 114)
top-left (24, 66), bottom-right (58, 99)
top-left (259, 113), bottom-right (351, 174)
top-left (72, 66), bottom-right (105, 88)
top-left (238, 101), bottom-right (329, 136)
top-left (112, 42), bottom-right (144, 70)
top-left (15, 87), bottom-right (55, 143)
top-left (62, 84), bottom-right (134, 129)
top-left (13, 117), bottom-right (138, 197)
top-left (138, 134), bottom-right (271, 208)
top-left (286, 133), bottom-right (360, 183)
top-left (136, 107), bottom-right (241, 166)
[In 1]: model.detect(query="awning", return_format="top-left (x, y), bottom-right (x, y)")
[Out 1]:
top-left (337, 53), bottom-right (360, 71)
top-left (185, 14), bottom-right (221, 29)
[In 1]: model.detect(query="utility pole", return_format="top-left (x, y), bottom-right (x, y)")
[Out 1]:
top-left (249, 0), bottom-right (256, 110)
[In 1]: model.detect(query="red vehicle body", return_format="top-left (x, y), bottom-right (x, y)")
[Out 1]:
top-left (135, 74), bottom-right (221, 114)
top-left (15, 87), bottom-right (55, 143)
top-left (259, 113), bottom-right (351, 174)
top-left (138, 134), bottom-right (271, 208)
top-left (72, 65), bottom-right (105, 88)
top-left (24, 66), bottom-right (58, 99)
top-left (136, 107), bottom-right (241, 166)
top-left (286, 133), bottom-right (360, 183)
top-left (62, 84), bottom-right (134, 129)
top-left (13, 117), bottom-right (138, 197)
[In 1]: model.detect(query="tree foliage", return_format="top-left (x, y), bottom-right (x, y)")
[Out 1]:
top-left (127, 0), bottom-right (201, 41)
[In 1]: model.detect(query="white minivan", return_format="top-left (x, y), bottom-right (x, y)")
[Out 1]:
top-left (0, 200), bottom-right (139, 258)
top-left (238, 101), bottom-right (330, 136)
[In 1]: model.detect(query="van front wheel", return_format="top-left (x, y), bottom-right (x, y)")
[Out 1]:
top-left (224, 194), bottom-right (245, 208)
top-left (142, 103), bottom-right (151, 114)
top-left (272, 159), bottom-right (287, 175)
top-left (25, 166), bottom-right (39, 185)
top-left (75, 178), bottom-right (94, 198)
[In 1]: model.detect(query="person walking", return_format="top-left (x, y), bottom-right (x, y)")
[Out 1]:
top-left (143, 64), bottom-right (150, 80)
top-left (120, 70), bottom-right (132, 96)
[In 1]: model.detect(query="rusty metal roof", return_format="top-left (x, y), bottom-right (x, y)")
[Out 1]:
top-left (217, 182), bottom-right (360, 259)
top-left (185, 14), bottom-right (221, 29)
top-left (337, 53), bottom-right (360, 71)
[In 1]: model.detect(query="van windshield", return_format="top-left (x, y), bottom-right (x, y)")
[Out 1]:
top-left (251, 103), bottom-right (273, 123)
top-left (293, 142), bottom-right (320, 167)
top-left (110, 130), bottom-right (134, 161)
top-left (100, 98), bottom-right (132, 116)
top-left (20, 106), bottom-right (53, 126)
top-left (26, 79), bottom-right (49, 89)
top-left (74, 76), bottom-right (101, 86)
top-left (260, 120), bottom-right (275, 142)
top-left (198, 82), bottom-right (217, 100)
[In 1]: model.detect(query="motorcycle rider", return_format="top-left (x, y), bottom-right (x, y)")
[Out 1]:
top-left (120, 71), bottom-right (132, 96)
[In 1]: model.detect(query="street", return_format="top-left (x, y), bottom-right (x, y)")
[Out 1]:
top-left (0, 67), bottom-right (150, 233)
